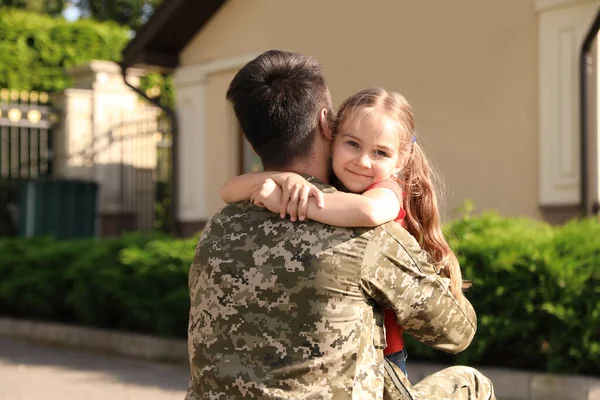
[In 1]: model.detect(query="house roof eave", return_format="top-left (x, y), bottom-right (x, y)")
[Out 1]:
top-left (121, 0), bottom-right (226, 72)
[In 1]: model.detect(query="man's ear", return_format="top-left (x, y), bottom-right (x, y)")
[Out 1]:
top-left (318, 108), bottom-right (333, 141)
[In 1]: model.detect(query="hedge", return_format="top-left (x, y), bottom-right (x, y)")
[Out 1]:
top-left (406, 214), bottom-right (600, 375)
top-left (0, 232), bottom-right (197, 337)
top-left (0, 8), bottom-right (130, 92)
top-left (0, 214), bottom-right (598, 375)
top-left (0, 8), bottom-right (173, 108)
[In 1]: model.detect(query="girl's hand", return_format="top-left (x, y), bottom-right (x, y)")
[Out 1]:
top-left (276, 174), bottom-right (325, 222)
top-left (250, 179), bottom-right (283, 213)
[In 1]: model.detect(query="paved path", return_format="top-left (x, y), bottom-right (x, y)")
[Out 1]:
top-left (0, 336), bottom-right (188, 399)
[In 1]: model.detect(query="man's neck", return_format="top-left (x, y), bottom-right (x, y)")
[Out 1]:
top-left (268, 157), bottom-right (330, 184)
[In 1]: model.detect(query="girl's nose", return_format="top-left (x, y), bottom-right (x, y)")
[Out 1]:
top-left (357, 153), bottom-right (371, 168)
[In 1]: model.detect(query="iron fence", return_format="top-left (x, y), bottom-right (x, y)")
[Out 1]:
top-left (0, 89), bottom-right (54, 179)
top-left (86, 107), bottom-right (172, 235)
top-left (0, 89), bottom-right (55, 237)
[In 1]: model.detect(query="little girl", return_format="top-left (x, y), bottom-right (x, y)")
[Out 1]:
top-left (220, 88), bottom-right (467, 377)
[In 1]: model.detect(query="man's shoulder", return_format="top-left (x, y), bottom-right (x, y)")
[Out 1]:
top-left (373, 222), bottom-right (412, 242)
top-left (303, 175), bottom-right (337, 193)
top-left (198, 203), bottom-right (256, 240)
top-left (366, 222), bottom-right (423, 259)
top-left (207, 205), bottom-right (413, 242)
top-left (201, 201), bottom-right (424, 255)
top-left (203, 203), bottom-right (376, 253)
top-left (206, 202), bottom-right (263, 224)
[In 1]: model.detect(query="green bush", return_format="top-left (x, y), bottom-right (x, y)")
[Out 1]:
top-left (404, 213), bottom-right (600, 375)
top-left (0, 8), bottom-right (175, 122)
top-left (546, 219), bottom-right (600, 373)
top-left (0, 232), bottom-right (196, 337)
top-left (0, 214), bottom-right (599, 375)
top-left (0, 236), bottom-right (90, 321)
top-left (0, 8), bottom-right (130, 92)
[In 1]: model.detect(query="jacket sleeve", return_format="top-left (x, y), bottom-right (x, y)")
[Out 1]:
top-left (360, 223), bottom-right (477, 354)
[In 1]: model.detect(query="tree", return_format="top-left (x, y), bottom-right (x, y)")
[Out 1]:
top-left (73, 0), bottom-right (162, 30)
top-left (0, 8), bottom-right (130, 92)
top-left (0, 0), bottom-right (66, 15)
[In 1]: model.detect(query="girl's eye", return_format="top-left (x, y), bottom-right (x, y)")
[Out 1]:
top-left (375, 150), bottom-right (389, 157)
top-left (346, 140), bottom-right (359, 148)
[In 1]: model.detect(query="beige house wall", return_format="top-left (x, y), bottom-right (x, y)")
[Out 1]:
top-left (176, 0), bottom-right (597, 222)
top-left (204, 71), bottom-right (241, 215)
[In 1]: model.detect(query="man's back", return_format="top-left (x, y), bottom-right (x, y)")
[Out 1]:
top-left (187, 201), bottom-right (388, 399)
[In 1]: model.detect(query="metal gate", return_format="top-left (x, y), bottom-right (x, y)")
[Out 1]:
top-left (0, 89), bottom-right (54, 236)
top-left (83, 106), bottom-right (172, 235)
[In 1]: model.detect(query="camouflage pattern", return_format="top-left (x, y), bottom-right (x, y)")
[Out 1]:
top-left (186, 180), bottom-right (495, 400)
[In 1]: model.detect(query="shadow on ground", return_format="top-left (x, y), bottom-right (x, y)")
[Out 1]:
top-left (0, 336), bottom-right (189, 393)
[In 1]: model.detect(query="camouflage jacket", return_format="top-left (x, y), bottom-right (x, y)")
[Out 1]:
top-left (186, 181), bottom-right (477, 400)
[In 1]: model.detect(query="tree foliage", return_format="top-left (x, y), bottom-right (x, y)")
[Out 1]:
top-left (0, 8), bottom-right (130, 92)
top-left (0, 0), bottom-right (66, 15)
top-left (73, 0), bottom-right (162, 30)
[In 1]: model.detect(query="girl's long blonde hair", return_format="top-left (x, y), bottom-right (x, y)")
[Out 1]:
top-left (334, 88), bottom-right (466, 298)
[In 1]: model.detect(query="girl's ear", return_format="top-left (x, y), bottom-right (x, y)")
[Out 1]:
top-left (319, 108), bottom-right (333, 141)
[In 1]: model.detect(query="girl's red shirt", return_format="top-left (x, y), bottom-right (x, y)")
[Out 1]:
top-left (365, 179), bottom-right (406, 355)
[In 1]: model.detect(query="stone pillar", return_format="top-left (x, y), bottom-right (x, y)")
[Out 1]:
top-left (52, 60), bottom-right (156, 235)
top-left (52, 88), bottom-right (94, 180)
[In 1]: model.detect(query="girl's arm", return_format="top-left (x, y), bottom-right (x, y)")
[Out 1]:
top-left (221, 171), bottom-right (324, 206)
top-left (220, 172), bottom-right (283, 203)
top-left (252, 175), bottom-right (402, 227)
top-left (305, 188), bottom-right (401, 227)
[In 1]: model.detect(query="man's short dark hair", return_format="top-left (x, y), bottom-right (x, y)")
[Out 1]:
top-left (226, 50), bottom-right (331, 169)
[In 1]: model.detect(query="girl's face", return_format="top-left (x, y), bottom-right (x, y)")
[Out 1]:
top-left (332, 112), bottom-right (404, 193)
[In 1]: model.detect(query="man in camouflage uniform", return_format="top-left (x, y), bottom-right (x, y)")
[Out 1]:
top-left (186, 50), bottom-right (495, 400)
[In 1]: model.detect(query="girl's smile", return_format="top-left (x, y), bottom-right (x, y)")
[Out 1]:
top-left (331, 112), bottom-right (402, 193)
top-left (346, 169), bottom-right (373, 179)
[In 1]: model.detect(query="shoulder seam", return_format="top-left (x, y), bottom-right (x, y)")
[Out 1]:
top-left (378, 225), bottom-right (422, 273)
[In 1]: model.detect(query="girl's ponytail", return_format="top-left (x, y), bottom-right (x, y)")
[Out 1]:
top-left (402, 142), bottom-right (466, 298)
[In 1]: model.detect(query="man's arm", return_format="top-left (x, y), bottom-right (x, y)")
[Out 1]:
top-left (360, 224), bottom-right (476, 354)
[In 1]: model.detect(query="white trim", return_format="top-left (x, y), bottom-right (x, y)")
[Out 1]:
top-left (172, 53), bottom-right (259, 221)
top-left (537, 0), bottom-right (600, 205)
top-left (176, 85), bottom-right (208, 220)
top-left (534, 0), bottom-right (598, 12)
top-left (173, 53), bottom-right (261, 87)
